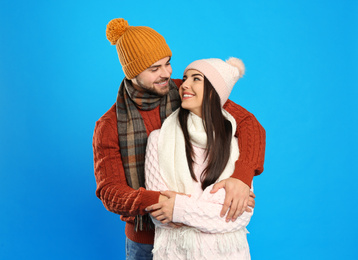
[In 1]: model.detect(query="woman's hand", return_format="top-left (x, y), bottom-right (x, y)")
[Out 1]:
top-left (210, 178), bottom-right (252, 222)
top-left (145, 191), bottom-right (182, 224)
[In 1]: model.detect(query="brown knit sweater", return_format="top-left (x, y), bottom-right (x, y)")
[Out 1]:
top-left (92, 79), bottom-right (266, 244)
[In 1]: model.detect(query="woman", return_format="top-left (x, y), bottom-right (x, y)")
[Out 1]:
top-left (145, 57), bottom-right (253, 259)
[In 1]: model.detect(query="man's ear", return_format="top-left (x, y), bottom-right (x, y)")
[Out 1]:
top-left (131, 77), bottom-right (138, 87)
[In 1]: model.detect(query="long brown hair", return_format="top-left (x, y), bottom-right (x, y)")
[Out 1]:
top-left (178, 76), bottom-right (232, 190)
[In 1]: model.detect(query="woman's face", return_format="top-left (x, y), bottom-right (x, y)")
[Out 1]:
top-left (179, 69), bottom-right (205, 117)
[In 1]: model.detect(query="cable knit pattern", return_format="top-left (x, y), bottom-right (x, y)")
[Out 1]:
top-left (93, 104), bottom-right (162, 244)
top-left (173, 188), bottom-right (252, 233)
top-left (92, 78), bottom-right (265, 245)
top-left (145, 130), bottom-right (252, 259)
top-left (223, 99), bottom-right (266, 186)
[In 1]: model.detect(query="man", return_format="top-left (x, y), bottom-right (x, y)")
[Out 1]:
top-left (93, 18), bottom-right (266, 259)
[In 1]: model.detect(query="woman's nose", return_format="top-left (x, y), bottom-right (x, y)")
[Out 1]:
top-left (181, 82), bottom-right (189, 89)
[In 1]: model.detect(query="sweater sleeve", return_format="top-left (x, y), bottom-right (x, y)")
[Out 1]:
top-left (145, 130), bottom-right (253, 233)
top-left (145, 130), bottom-right (171, 227)
top-left (172, 185), bottom-right (253, 234)
top-left (92, 105), bottom-right (160, 217)
top-left (223, 100), bottom-right (266, 187)
top-left (145, 130), bottom-right (169, 192)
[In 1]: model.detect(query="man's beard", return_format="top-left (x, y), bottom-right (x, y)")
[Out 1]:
top-left (136, 77), bottom-right (170, 97)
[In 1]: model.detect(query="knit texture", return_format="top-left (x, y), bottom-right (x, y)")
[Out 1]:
top-left (222, 100), bottom-right (265, 186)
top-left (157, 109), bottom-right (239, 194)
top-left (145, 130), bottom-right (252, 259)
top-left (92, 78), bottom-right (265, 244)
top-left (184, 58), bottom-right (245, 105)
top-left (115, 78), bottom-right (180, 190)
top-left (106, 18), bottom-right (172, 79)
top-left (115, 78), bottom-right (180, 231)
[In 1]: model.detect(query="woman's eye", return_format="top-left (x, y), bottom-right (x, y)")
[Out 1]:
top-left (194, 77), bottom-right (200, 81)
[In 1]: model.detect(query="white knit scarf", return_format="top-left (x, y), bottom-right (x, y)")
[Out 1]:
top-left (153, 108), bottom-right (249, 257)
top-left (157, 108), bottom-right (240, 193)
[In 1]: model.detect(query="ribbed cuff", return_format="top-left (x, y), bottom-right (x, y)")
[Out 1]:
top-left (172, 195), bottom-right (188, 223)
top-left (231, 162), bottom-right (255, 188)
top-left (139, 189), bottom-right (161, 215)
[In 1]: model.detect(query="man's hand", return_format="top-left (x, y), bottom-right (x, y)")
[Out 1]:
top-left (145, 191), bottom-right (178, 224)
top-left (245, 191), bottom-right (256, 213)
top-left (211, 178), bottom-right (250, 222)
top-left (167, 222), bottom-right (186, 228)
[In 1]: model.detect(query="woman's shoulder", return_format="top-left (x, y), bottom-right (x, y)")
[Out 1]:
top-left (147, 129), bottom-right (161, 149)
top-left (146, 130), bottom-right (161, 162)
top-left (149, 129), bottom-right (160, 139)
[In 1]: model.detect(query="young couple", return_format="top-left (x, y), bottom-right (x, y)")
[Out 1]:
top-left (93, 18), bottom-right (265, 259)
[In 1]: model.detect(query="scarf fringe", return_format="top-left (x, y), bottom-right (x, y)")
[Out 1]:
top-left (134, 214), bottom-right (155, 232)
top-left (153, 226), bottom-right (249, 258)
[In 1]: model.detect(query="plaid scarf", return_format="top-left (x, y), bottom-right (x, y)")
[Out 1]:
top-left (116, 78), bottom-right (180, 231)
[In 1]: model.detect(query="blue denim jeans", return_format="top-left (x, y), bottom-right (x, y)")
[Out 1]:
top-left (125, 237), bottom-right (153, 260)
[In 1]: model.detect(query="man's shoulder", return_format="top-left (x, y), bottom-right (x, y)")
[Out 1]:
top-left (224, 100), bottom-right (264, 130)
top-left (224, 99), bottom-right (252, 117)
top-left (94, 104), bottom-right (118, 137)
top-left (96, 104), bottom-right (117, 125)
top-left (171, 78), bottom-right (182, 89)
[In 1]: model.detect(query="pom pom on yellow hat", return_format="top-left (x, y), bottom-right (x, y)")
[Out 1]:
top-left (106, 18), bottom-right (172, 79)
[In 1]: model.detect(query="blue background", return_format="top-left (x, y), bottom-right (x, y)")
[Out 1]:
top-left (1, 0), bottom-right (357, 259)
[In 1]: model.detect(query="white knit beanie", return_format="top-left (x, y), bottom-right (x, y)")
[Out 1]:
top-left (184, 57), bottom-right (245, 106)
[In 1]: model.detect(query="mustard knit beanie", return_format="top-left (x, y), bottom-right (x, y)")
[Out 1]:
top-left (106, 18), bottom-right (172, 79)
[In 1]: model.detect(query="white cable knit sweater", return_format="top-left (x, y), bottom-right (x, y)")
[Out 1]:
top-left (145, 111), bottom-right (253, 259)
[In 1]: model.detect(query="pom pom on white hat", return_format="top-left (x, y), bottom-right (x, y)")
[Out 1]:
top-left (184, 57), bottom-right (245, 105)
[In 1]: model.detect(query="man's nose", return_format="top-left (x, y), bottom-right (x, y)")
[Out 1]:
top-left (160, 66), bottom-right (171, 78)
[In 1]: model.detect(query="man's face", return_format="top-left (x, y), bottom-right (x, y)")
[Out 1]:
top-left (131, 56), bottom-right (173, 96)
